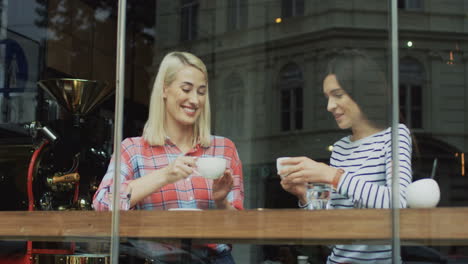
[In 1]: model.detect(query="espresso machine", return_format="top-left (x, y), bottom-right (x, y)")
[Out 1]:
top-left (27, 78), bottom-right (114, 212)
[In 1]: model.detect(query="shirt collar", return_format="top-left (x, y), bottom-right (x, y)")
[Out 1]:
top-left (164, 136), bottom-right (206, 153)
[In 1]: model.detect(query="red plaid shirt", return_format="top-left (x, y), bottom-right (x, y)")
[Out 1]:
top-left (93, 135), bottom-right (244, 211)
top-left (93, 136), bottom-right (244, 254)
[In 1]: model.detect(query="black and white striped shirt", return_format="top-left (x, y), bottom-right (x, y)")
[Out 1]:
top-left (327, 124), bottom-right (412, 264)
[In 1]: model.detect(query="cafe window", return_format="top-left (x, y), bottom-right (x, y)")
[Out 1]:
top-left (220, 72), bottom-right (245, 138)
top-left (282, 0), bottom-right (305, 18)
top-left (227, 0), bottom-right (248, 31)
top-left (180, 0), bottom-right (199, 41)
top-left (279, 63), bottom-right (303, 131)
top-left (3, 1), bottom-right (468, 264)
top-left (399, 58), bottom-right (424, 129)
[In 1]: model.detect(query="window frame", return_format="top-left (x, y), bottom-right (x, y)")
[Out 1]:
top-left (398, 0), bottom-right (423, 11)
top-left (278, 63), bottom-right (303, 132)
top-left (399, 57), bottom-right (425, 129)
top-left (180, 0), bottom-right (199, 41)
top-left (220, 72), bottom-right (245, 138)
top-left (281, 0), bottom-right (305, 18)
top-left (226, 0), bottom-right (248, 31)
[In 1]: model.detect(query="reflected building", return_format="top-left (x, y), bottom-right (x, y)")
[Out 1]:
top-left (150, 2), bottom-right (468, 260)
top-left (153, 0), bottom-right (468, 210)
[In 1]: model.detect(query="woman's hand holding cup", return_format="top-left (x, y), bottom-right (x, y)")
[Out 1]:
top-left (277, 157), bottom-right (307, 203)
top-left (279, 157), bottom-right (335, 185)
top-left (163, 156), bottom-right (197, 184)
top-left (278, 156), bottom-right (335, 208)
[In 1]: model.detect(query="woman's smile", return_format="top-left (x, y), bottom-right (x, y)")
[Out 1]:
top-left (181, 105), bottom-right (197, 116)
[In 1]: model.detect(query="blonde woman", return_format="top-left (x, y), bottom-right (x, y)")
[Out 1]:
top-left (94, 51), bottom-right (243, 263)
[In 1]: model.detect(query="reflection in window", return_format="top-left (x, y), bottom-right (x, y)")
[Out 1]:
top-left (399, 58), bottom-right (424, 129)
top-left (398, 0), bottom-right (423, 10)
top-left (221, 72), bottom-right (244, 137)
top-left (281, 0), bottom-right (304, 18)
top-left (227, 0), bottom-right (248, 31)
top-left (279, 63), bottom-right (303, 131)
top-left (180, 0), bottom-right (199, 41)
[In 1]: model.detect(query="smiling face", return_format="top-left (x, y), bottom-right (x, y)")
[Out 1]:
top-left (163, 65), bottom-right (207, 130)
top-left (323, 74), bottom-right (364, 130)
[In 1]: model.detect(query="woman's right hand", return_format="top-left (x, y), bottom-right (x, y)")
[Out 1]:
top-left (127, 156), bottom-right (196, 207)
top-left (162, 156), bottom-right (197, 184)
top-left (280, 178), bottom-right (307, 204)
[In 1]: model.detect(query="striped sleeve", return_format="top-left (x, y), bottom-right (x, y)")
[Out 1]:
top-left (337, 124), bottom-right (412, 209)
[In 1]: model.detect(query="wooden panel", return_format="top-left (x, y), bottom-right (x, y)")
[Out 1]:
top-left (119, 209), bottom-right (391, 241)
top-left (400, 207), bottom-right (468, 243)
top-left (0, 211), bottom-right (111, 238)
top-left (0, 208), bottom-right (466, 245)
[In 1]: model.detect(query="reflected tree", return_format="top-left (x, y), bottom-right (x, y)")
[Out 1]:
top-left (34, 0), bottom-right (155, 44)
top-left (33, 0), bottom-right (155, 138)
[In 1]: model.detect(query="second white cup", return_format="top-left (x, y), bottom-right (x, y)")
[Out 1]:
top-left (276, 157), bottom-right (292, 179)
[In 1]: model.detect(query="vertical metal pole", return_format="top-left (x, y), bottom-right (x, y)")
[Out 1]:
top-left (111, 0), bottom-right (126, 263)
top-left (390, 0), bottom-right (401, 262)
top-left (0, 0), bottom-right (8, 86)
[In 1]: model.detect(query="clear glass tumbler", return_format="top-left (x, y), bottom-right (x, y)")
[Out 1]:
top-left (306, 183), bottom-right (331, 210)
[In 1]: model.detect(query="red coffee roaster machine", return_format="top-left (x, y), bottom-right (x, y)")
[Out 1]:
top-left (0, 78), bottom-right (114, 264)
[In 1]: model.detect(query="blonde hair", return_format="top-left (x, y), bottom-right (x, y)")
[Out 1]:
top-left (143, 51), bottom-right (211, 147)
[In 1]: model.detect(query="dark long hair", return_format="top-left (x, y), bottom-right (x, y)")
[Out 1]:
top-left (325, 49), bottom-right (390, 129)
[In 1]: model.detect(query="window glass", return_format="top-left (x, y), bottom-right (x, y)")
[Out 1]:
top-left (400, 1), bottom-right (468, 261)
top-left (279, 63), bottom-right (303, 132)
top-left (219, 72), bottom-right (245, 137)
top-left (1, 1), bottom-right (468, 264)
top-left (398, 0), bottom-right (423, 10)
top-left (227, 0), bottom-right (248, 31)
top-left (0, 0), bottom-right (119, 261)
top-left (181, 0), bottom-right (199, 41)
top-left (399, 58), bottom-right (424, 129)
top-left (281, 0), bottom-right (304, 18)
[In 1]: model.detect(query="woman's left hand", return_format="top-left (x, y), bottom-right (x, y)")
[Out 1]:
top-left (212, 169), bottom-right (234, 205)
top-left (280, 157), bottom-right (335, 185)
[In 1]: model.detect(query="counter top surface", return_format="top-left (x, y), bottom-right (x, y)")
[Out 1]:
top-left (0, 208), bottom-right (466, 245)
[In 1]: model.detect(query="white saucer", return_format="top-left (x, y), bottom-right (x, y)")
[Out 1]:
top-left (168, 208), bottom-right (202, 211)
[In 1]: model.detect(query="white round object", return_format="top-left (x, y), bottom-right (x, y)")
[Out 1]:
top-left (406, 178), bottom-right (440, 208)
top-left (196, 157), bottom-right (227, 179)
top-left (297, 255), bottom-right (310, 264)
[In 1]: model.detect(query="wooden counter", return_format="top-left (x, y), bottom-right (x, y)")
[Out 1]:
top-left (0, 208), bottom-right (467, 245)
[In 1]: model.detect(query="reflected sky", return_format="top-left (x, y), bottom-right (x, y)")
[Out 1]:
top-left (6, 0), bottom-right (45, 41)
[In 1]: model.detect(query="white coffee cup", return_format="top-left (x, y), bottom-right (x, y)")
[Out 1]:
top-left (276, 157), bottom-right (292, 179)
top-left (297, 255), bottom-right (310, 264)
top-left (196, 157), bottom-right (227, 179)
top-left (406, 178), bottom-right (440, 208)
